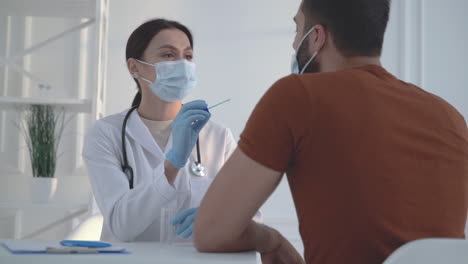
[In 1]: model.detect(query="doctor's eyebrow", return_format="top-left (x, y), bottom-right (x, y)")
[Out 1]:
top-left (157, 44), bottom-right (193, 51)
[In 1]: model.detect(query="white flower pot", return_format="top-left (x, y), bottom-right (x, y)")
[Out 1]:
top-left (30, 177), bottom-right (57, 203)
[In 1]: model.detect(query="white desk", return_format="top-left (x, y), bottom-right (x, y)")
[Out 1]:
top-left (0, 240), bottom-right (258, 264)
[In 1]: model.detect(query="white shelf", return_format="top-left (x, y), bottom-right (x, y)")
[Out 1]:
top-left (0, 0), bottom-right (96, 18)
top-left (0, 97), bottom-right (92, 113)
top-left (0, 201), bottom-right (87, 210)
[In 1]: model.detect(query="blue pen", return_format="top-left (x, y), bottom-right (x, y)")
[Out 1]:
top-left (60, 240), bottom-right (112, 248)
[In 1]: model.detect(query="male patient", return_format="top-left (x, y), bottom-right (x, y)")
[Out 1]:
top-left (193, 0), bottom-right (468, 263)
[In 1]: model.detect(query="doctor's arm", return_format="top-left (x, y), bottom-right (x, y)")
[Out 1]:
top-left (193, 148), bottom-right (303, 263)
top-left (83, 123), bottom-right (180, 242)
top-left (166, 100), bottom-right (212, 184)
top-left (164, 160), bottom-right (180, 184)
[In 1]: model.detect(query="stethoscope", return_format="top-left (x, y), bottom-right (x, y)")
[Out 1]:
top-left (121, 106), bottom-right (206, 189)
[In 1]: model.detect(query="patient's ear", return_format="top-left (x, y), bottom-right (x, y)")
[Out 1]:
top-left (309, 24), bottom-right (327, 55)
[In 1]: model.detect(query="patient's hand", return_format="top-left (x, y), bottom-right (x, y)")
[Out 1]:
top-left (258, 227), bottom-right (304, 264)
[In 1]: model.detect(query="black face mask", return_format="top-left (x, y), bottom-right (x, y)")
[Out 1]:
top-left (297, 37), bottom-right (320, 74)
top-left (292, 26), bottom-right (321, 74)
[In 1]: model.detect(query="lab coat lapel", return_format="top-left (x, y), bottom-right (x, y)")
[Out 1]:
top-left (123, 109), bottom-right (164, 158)
top-left (164, 132), bottom-right (174, 155)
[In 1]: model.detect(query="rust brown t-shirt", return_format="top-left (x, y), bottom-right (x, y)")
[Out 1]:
top-left (238, 65), bottom-right (468, 264)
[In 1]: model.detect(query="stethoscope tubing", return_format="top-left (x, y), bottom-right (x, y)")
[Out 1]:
top-left (121, 106), bottom-right (204, 189)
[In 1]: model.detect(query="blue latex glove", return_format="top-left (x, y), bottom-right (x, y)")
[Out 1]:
top-left (167, 100), bottom-right (211, 168)
top-left (172, 207), bottom-right (198, 239)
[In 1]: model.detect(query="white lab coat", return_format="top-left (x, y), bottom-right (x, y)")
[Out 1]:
top-left (83, 109), bottom-right (251, 242)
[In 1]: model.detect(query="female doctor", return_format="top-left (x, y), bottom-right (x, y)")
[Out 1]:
top-left (83, 19), bottom-right (255, 242)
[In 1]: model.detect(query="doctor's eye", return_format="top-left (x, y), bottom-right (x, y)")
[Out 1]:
top-left (162, 53), bottom-right (175, 58)
top-left (185, 55), bottom-right (193, 60)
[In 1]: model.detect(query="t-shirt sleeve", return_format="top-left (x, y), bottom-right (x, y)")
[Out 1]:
top-left (238, 75), bottom-right (311, 172)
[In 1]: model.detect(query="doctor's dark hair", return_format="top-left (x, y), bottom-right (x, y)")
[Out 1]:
top-left (301, 0), bottom-right (390, 57)
top-left (126, 19), bottom-right (194, 107)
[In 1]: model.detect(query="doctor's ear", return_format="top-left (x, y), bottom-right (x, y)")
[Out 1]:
top-left (127, 58), bottom-right (140, 78)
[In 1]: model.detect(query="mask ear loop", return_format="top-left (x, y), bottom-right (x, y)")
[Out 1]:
top-left (297, 26), bottom-right (316, 50)
top-left (298, 26), bottom-right (324, 74)
top-left (138, 75), bottom-right (153, 84)
top-left (135, 59), bottom-right (155, 66)
top-left (134, 59), bottom-right (155, 84)
top-left (300, 51), bottom-right (318, 74)
top-left (296, 26), bottom-right (320, 74)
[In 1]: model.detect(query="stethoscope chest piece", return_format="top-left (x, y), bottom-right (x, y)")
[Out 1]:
top-left (191, 162), bottom-right (206, 177)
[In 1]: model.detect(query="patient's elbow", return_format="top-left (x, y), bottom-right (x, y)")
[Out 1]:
top-left (193, 235), bottom-right (212, 252)
top-left (193, 221), bottom-right (224, 252)
top-left (193, 224), bottom-right (212, 252)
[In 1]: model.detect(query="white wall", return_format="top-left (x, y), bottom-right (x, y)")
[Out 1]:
top-left (382, 0), bottom-right (468, 119)
top-left (422, 0), bottom-right (468, 119)
top-left (103, 0), bottom-right (468, 253)
top-left (104, 0), bottom-right (300, 135)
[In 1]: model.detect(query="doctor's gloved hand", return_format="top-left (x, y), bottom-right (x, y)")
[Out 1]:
top-left (172, 207), bottom-right (198, 239)
top-left (167, 100), bottom-right (211, 168)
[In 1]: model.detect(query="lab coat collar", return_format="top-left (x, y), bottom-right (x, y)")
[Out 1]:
top-left (119, 108), bottom-right (174, 158)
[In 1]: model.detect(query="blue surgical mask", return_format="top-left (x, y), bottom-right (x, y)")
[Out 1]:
top-left (136, 59), bottom-right (197, 102)
top-left (291, 26), bottom-right (319, 74)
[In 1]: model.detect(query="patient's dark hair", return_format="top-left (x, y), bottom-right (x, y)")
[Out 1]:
top-left (126, 19), bottom-right (194, 107)
top-left (301, 0), bottom-right (390, 57)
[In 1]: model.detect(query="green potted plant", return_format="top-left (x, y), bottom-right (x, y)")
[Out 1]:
top-left (21, 104), bottom-right (66, 203)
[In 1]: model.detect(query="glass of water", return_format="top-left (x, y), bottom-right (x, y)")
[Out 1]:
top-left (160, 207), bottom-right (177, 244)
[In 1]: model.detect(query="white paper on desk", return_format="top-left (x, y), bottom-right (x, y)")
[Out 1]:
top-left (2, 241), bottom-right (126, 253)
